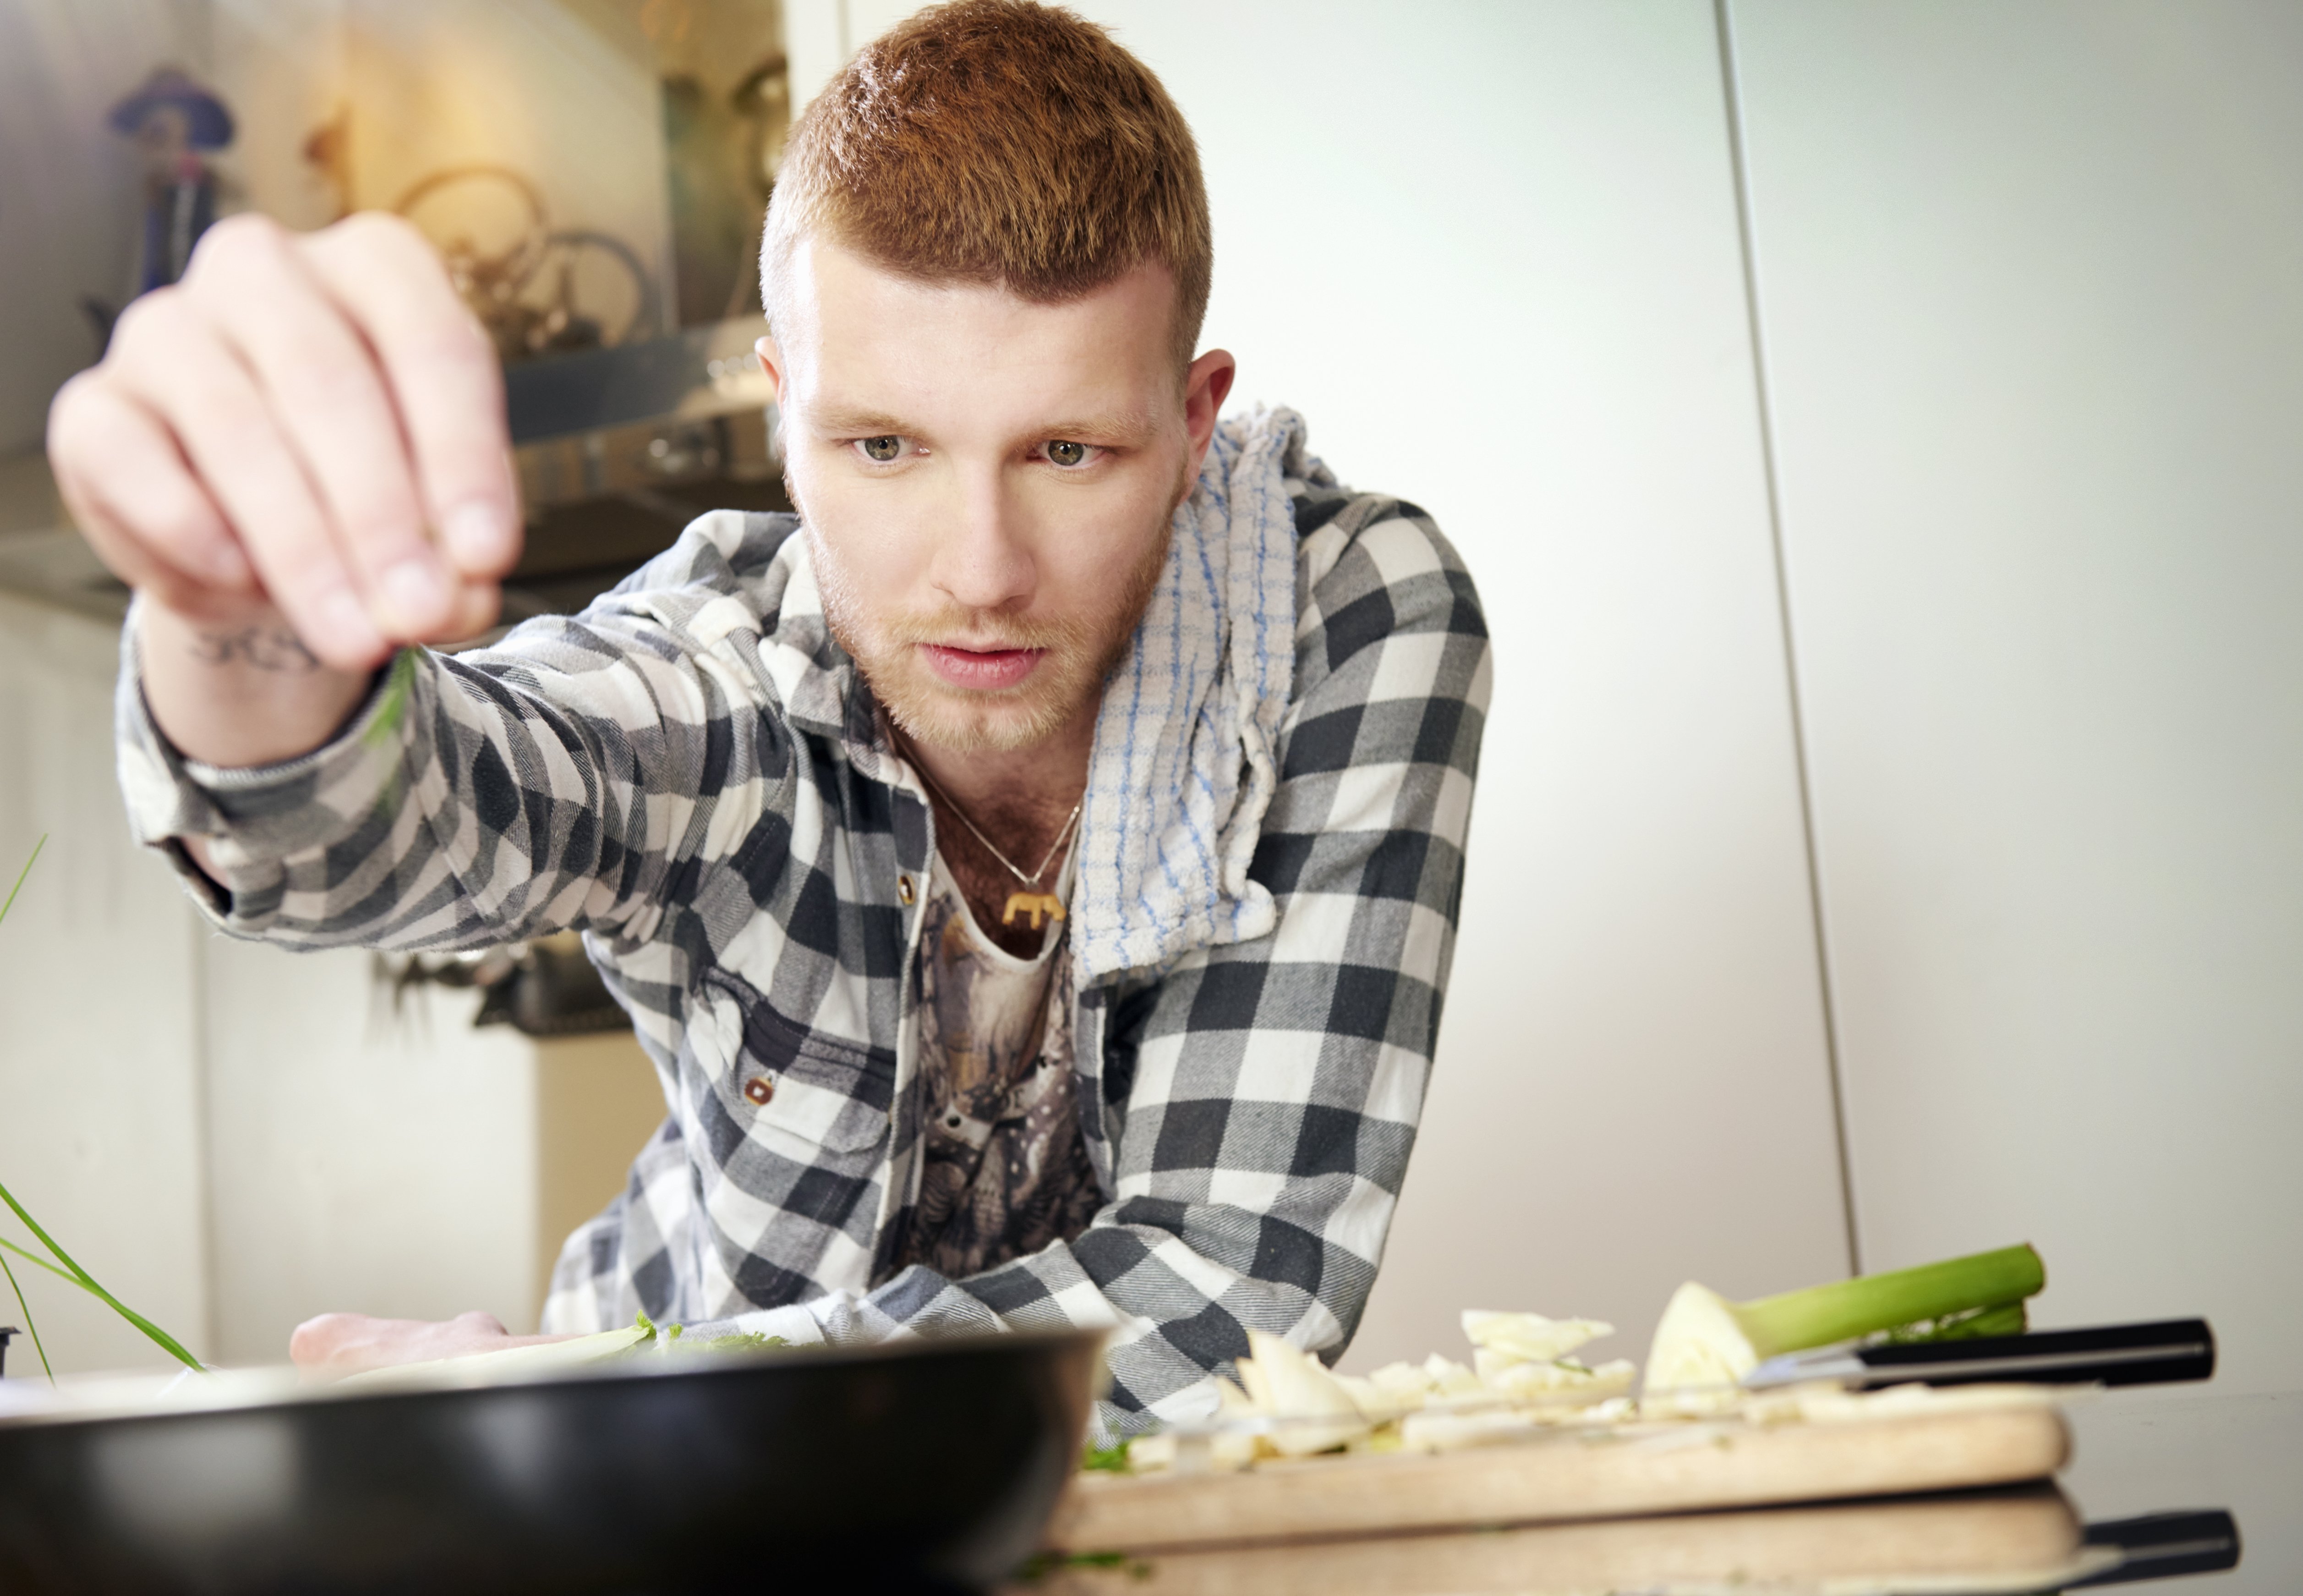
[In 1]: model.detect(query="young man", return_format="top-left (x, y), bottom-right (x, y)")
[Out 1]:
top-left (52, 0), bottom-right (1488, 1432)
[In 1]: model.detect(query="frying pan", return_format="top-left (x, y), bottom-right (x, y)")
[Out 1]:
top-left (0, 1328), bottom-right (1102, 1595)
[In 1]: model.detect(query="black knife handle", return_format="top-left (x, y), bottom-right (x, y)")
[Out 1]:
top-left (1860, 1318), bottom-right (2215, 1388)
top-left (2072, 1509), bottom-right (2243, 1586)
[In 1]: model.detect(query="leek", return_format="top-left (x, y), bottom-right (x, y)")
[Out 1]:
top-left (1643, 1242), bottom-right (2044, 1405)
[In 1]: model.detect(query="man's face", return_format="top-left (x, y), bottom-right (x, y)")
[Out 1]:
top-left (760, 237), bottom-right (1232, 755)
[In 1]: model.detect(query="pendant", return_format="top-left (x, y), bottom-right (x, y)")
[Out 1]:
top-left (1002, 891), bottom-right (1066, 930)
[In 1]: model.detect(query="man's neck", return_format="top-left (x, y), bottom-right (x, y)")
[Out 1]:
top-left (898, 704), bottom-right (1098, 830)
top-left (895, 702), bottom-right (1099, 958)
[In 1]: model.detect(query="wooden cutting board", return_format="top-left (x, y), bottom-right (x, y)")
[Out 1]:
top-left (1045, 1399), bottom-right (2071, 1554)
top-left (1023, 1482), bottom-right (2098, 1596)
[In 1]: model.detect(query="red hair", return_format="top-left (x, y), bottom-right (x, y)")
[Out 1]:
top-left (762, 0), bottom-right (1212, 370)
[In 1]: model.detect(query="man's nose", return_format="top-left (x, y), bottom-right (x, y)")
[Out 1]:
top-left (930, 464), bottom-right (1035, 613)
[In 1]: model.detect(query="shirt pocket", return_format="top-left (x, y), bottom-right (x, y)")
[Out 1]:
top-left (699, 970), bottom-right (893, 1160)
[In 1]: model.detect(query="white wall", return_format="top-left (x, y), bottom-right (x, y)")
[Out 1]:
top-left (1730, 0), bottom-right (2303, 1394)
top-left (815, 0), bottom-right (1857, 1371)
top-left (200, 939), bottom-right (544, 1361)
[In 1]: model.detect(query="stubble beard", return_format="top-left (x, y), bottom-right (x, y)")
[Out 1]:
top-left (807, 502), bottom-right (1177, 757)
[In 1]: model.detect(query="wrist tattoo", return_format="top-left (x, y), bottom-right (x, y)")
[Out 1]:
top-left (190, 626), bottom-right (322, 672)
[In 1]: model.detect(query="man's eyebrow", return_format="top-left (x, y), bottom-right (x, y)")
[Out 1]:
top-left (1037, 411), bottom-right (1159, 444)
top-left (809, 405), bottom-right (913, 436)
top-left (805, 404), bottom-right (1160, 444)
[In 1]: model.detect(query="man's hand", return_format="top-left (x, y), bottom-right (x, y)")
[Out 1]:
top-left (47, 211), bottom-right (523, 769)
top-left (289, 1310), bottom-right (573, 1383)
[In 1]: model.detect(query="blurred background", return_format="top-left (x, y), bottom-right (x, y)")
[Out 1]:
top-left (0, 0), bottom-right (2296, 1397)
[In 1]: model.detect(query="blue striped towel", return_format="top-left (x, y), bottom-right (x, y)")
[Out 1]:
top-left (1073, 406), bottom-right (1328, 978)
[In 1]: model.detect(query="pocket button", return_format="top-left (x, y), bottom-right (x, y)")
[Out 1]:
top-left (744, 1076), bottom-right (776, 1106)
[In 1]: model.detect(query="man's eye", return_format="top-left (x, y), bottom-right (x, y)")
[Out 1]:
top-left (858, 436), bottom-right (903, 463)
top-left (1046, 440), bottom-right (1091, 468)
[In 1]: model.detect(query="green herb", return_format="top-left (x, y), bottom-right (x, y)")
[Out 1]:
top-left (362, 649), bottom-right (417, 750)
top-left (1, 839), bottom-right (57, 1385)
top-left (1, 837), bottom-right (205, 1380)
top-left (0, 1248), bottom-right (53, 1385)
top-left (624, 1312), bottom-right (789, 1358)
top-left (1080, 1438), bottom-right (1134, 1475)
top-left (0, 1179), bottom-right (204, 1374)
top-left (0, 835), bottom-right (42, 925)
top-left (1014, 1548), bottom-right (1155, 1581)
top-left (682, 1329), bottom-right (789, 1354)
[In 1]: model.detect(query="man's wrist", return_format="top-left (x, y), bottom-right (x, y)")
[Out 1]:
top-left (137, 595), bottom-right (378, 770)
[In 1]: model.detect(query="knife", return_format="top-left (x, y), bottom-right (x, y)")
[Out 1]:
top-left (1743, 1318), bottom-right (2215, 1392)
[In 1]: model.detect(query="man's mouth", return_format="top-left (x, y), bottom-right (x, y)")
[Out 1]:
top-left (918, 642), bottom-right (1048, 691)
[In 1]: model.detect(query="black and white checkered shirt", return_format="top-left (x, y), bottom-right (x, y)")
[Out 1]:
top-left (117, 472), bottom-right (1489, 1432)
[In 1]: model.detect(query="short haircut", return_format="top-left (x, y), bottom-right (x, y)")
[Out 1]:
top-left (760, 0), bottom-right (1211, 374)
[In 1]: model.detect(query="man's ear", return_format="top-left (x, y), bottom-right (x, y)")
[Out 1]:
top-left (1182, 348), bottom-right (1237, 466)
top-left (755, 335), bottom-right (785, 402)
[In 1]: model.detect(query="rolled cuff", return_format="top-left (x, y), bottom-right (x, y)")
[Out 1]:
top-left (113, 604), bottom-right (415, 908)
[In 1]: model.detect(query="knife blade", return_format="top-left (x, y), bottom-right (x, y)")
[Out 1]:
top-left (1743, 1317), bottom-right (2215, 1392)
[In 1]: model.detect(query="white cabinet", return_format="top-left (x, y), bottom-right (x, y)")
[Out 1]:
top-left (1729, 0), bottom-right (2303, 1391)
top-left (1075, 0), bottom-right (1855, 1369)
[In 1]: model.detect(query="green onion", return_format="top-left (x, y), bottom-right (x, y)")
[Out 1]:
top-left (0, 1179), bottom-right (205, 1374)
top-left (1645, 1243), bottom-right (2045, 1404)
top-left (0, 835), bottom-right (42, 925)
top-left (1, 836), bottom-right (206, 1378)
top-left (1, 1248), bottom-right (53, 1385)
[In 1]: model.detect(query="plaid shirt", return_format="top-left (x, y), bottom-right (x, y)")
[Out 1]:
top-left (117, 473), bottom-right (1489, 1431)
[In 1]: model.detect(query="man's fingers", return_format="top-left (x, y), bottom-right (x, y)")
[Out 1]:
top-left (288, 1309), bottom-right (569, 1384)
top-left (73, 501), bottom-right (245, 623)
top-left (106, 293), bottom-right (388, 671)
top-left (443, 579), bottom-right (503, 644)
top-left (57, 213), bottom-right (514, 662)
top-left (182, 215), bottom-right (454, 639)
top-left (49, 372), bottom-right (252, 594)
top-left (302, 214), bottom-right (523, 581)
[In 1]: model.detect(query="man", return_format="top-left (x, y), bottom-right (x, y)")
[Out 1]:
top-left (51, 0), bottom-right (1488, 1433)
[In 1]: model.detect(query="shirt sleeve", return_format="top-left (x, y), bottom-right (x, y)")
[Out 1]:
top-left (691, 495), bottom-right (1491, 1437)
top-left (112, 512), bottom-right (799, 952)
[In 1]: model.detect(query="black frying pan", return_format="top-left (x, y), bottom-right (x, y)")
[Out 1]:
top-left (0, 1328), bottom-right (1101, 1595)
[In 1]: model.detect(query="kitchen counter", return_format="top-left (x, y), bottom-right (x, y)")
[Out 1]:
top-left (1017, 1387), bottom-right (2300, 1596)
top-left (2063, 1387), bottom-right (2301, 1592)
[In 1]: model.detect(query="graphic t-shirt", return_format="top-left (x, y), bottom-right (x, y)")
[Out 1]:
top-left (892, 847), bottom-right (1104, 1279)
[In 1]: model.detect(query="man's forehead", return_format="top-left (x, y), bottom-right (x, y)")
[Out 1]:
top-left (777, 236), bottom-right (1178, 428)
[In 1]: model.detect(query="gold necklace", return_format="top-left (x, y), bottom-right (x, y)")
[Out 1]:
top-left (904, 749), bottom-right (1083, 931)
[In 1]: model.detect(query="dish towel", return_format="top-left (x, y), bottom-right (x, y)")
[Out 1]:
top-left (1072, 405), bottom-right (1327, 980)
